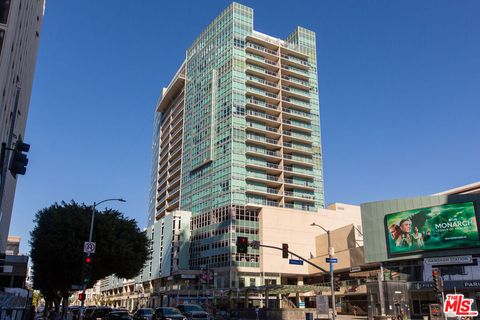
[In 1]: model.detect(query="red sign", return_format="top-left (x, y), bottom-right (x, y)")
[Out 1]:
top-left (443, 294), bottom-right (478, 317)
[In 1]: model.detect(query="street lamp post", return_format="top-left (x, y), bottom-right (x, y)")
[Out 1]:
top-left (311, 222), bottom-right (336, 320)
top-left (79, 198), bottom-right (126, 320)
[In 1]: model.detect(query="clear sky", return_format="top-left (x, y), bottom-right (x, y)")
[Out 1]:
top-left (10, 1), bottom-right (480, 254)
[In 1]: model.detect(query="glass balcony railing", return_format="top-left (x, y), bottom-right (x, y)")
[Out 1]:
top-left (282, 86), bottom-right (310, 97)
top-left (247, 122), bottom-right (279, 133)
top-left (247, 97), bottom-right (279, 110)
top-left (247, 134), bottom-right (280, 146)
top-left (247, 86), bottom-right (278, 99)
top-left (282, 96), bottom-right (310, 108)
top-left (247, 42), bottom-right (278, 55)
top-left (284, 190), bottom-right (314, 199)
top-left (282, 75), bottom-right (309, 87)
top-left (247, 197), bottom-right (282, 207)
top-left (283, 142), bottom-right (311, 153)
top-left (247, 75), bottom-right (278, 88)
top-left (247, 171), bottom-right (282, 182)
top-left (283, 130), bottom-right (311, 140)
top-left (282, 64), bottom-right (309, 76)
top-left (283, 154), bottom-right (313, 164)
top-left (246, 53), bottom-right (278, 66)
top-left (281, 53), bottom-right (309, 66)
top-left (247, 63), bottom-right (278, 77)
top-left (284, 178), bottom-right (314, 187)
top-left (247, 110), bottom-right (278, 121)
top-left (246, 145), bottom-right (282, 157)
top-left (282, 107), bottom-right (310, 118)
top-left (282, 119), bottom-right (311, 129)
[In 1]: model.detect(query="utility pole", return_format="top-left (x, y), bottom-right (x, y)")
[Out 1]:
top-left (327, 230), bottom-right (336, 320)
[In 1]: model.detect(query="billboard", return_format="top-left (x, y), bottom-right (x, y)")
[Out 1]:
top-left (385, 202), bottom-right (480, 256)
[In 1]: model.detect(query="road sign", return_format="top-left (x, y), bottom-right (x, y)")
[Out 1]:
top-left (325, 258), bottom-right (338, 263)
top-left (289, 259), bottom-right (304, 265)
top-left (250, 240), bottom-right (260, 249)
top-left (71, 284), bottom-right (83, 290)
top-left (84, 241), bottom-right (96, 254)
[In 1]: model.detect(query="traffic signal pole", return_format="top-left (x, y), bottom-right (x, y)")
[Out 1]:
top-left (79, 202), bottom-right (96, 320)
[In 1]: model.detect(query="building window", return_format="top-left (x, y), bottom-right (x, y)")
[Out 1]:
top-left (0, 0), bottom-right (11, 24)
top-left (239, 277), bottom-right (245, 288)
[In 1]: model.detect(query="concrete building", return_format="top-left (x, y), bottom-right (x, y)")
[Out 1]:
top-left (153, 0), bottom-right (324, 288)
top-left (361, 182), bottom-right (480, 319)
top-left (0, 0), bottom-right (45, 253)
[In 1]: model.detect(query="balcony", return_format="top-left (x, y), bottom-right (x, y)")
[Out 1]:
top-left (247, 197), bottom-right (282, 208)
top-left (281, 64), bottom-right (309, 79)
top-left (246, 184), bottom-right (282, 198)
top-left (282, 119), bottom-right (312, 132)
top-left (284, 166), bottom-right (314, 178)
top-left (281, 53), bottom-right (309, 68)
top-left (247, 134), bottom-right (281, 148)
top-left (246, 110), bottom-right (279, 126)
top-left (246, 121), bottom-right (280, 138)
top-left (246, 145), bottom-right (282, 158)
top-left (246, 172), bottom-right (283, 185)
top-left (282, 85), bottom-right (310, 100)
top-left (247, 85), bottom-right (279, 103)
top-left (246, 63), bottom-right (278, 80)
top-left (282, 107), bottom-right (311, 121)
top-left (283, 153), bottom-right (314, 166)
top-left (281, 75), bottom-right (310, 90)
top-left (282, 130), bottom-right (311, 143)
top-left (246, 97), bottom-right (280, 115)
top-left (246, 53), bottom-right (279, 70)
top-left (284, 177), bottom-right (315, 189)
top-left (246, 159), bottom-right (282, 174)
top-left (246, 75), bottom-right (279, 91)
top-left (246, 42), bottom-right (278, 57)
top-left (284, 191), bottom-right (315, 201)
top-left (283, 142), bottom-right (313, 155)
top-left (282, 96), bottom-right (310, 110)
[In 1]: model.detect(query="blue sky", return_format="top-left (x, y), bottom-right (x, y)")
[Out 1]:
top-left (10, 1), bottom-right (480, 253)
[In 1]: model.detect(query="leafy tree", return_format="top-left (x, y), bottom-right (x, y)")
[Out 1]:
top-left (30, 201), bottom-right (149, 314)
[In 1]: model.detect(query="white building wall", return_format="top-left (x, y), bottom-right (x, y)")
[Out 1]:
top-left (0, 0), bottom-right (45, 252)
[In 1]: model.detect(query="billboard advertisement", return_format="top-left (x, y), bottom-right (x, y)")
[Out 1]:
top-left (385, 202), bottom-right (480, 256)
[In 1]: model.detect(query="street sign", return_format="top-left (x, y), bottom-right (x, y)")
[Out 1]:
top-left (84, 241), bottom-right (96, 254)
top-left (71, 284), bottom-right (83, 290)
top-left (289, 259), bottom-right (304, 265)
top-left (325, 258), bottom-right (338, 263)
top-left (250, 240), bottom-right (260, 249)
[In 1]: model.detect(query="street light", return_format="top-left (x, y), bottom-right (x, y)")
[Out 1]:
top-left (311, 222), bottom-right (336, 320)
top-left (79, 198), bottom-right (126, 320)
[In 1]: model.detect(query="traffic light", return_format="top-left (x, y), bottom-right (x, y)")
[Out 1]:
top-left (282, 243), bottom-right (289, 259)
top-left (9, 139), bottom-right (30, 177)
top-left (83, 256), bottom-right (93, 285)
top-left (237, 236), bottom-right (249, 254)
top-left (78, 293), bottom-right (85, 301)
top-left (334, 277), bottom-right (341, 291)
top-left (432, 268), bottom-right (442, 294)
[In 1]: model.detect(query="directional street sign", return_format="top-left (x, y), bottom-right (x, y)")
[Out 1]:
top-left (289, 259), bottom-right (304, 265)
top-left (84, 241), bottom-right (96, 254)
top-left (71, 284), bottom-right (83, 290)
top-left (325, 258), bottom-right (338, 263)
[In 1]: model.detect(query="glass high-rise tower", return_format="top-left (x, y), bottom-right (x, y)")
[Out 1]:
top-left (152, 2), bottom-right (324, 285)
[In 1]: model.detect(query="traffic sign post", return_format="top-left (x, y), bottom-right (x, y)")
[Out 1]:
top-left (84, 241), bottom-right (96, 254)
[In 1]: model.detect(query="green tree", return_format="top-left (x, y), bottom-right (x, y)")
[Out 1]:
top-left (30, 201), bottom-right (149, 314)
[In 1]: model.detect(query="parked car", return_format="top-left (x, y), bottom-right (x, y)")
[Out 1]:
top-left (106, 310), bottom-right (133, 320)
top-left (153, 307), bottom-right (186, 320)
top-left (133, 308), bottom-right (154, 320)
top-left (86, 307), bottom-right (112, 320)
top-left (176, 304), bottom-right (210, 320)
